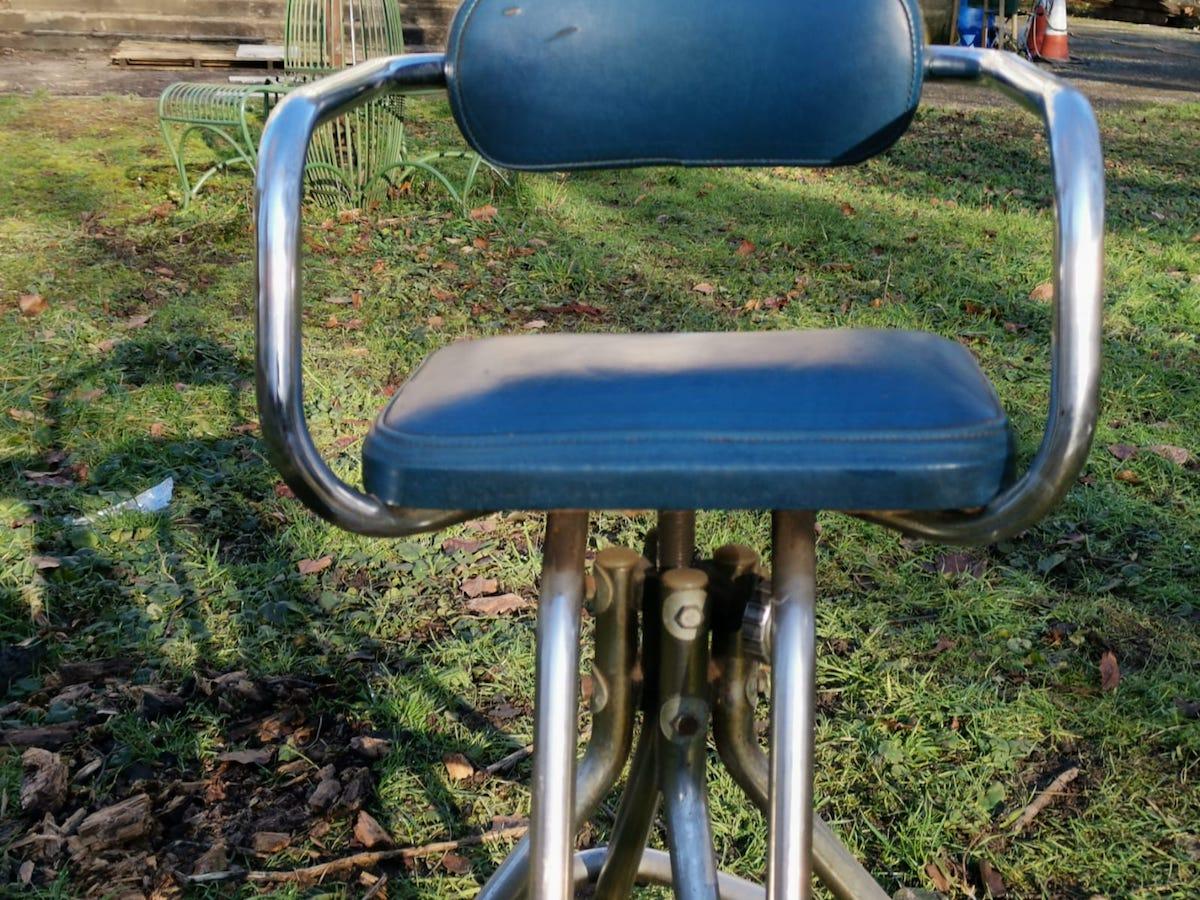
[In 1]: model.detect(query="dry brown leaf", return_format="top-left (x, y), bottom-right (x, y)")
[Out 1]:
top-left (692, 282), bottom-right (715, 295)
top-left (1115, 469), bottom-right (1141, 484)
top-left (467, 593), bottom-right (531, 615)
top-left (354, 810), bottom-right (394, 849)
top-left (735, 239), bottom-right (756, 256)
top-left (426, 315), bottom-right (445, 328)
top-left (252, 831), bottom-right (292, 854)
top-left (217, 747), bottom-right (275, 766)
top-left (1029, 282), bottom-right (1054, 302)
top-left (123, 313), bottom-right (152, 329)
top-left (1099, 649), bottom-right (1120, 691)
top-left (443, 752), bottom-right (475, 781)
top-left (523, 319), bottom-right (548, 330)
top-left (8, 408), bottom-right (36, 424)
top-left (924, 861), bottom-right (952, 893)
top-left (18, 294), bottom-right (48, 316)
top-left (978, 859), bottom-right (1008, 898)
top-left (149, 422), bottom-right (166, 437)
top-left (18, 860), bottom-right (34, 885)
top-left (840, 202), bottom-right (857, 217)
top-left (469, 204), bottom-right (498, 222)
top-left (1146, 444), bottom-right (1193, 467)
top-left (1107, 443), bottom-right (1137, 461)
top-left (441, 851), bottom-right (471, 874)
top-left (461, 576), bottom-right (499, 598)
top-left (350, 735), bottom-right (393, 760)
top-left (297, 556), bottom-right (333, 576)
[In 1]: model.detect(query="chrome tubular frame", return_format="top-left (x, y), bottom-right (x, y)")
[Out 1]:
top-left (255, 53), bottom-right (474, 536)
top-left (253, 43), bottom-right (1104, 900)
top-left (858, 45), bottom-right (1104, 545)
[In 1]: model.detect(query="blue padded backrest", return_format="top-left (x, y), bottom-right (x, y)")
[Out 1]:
top-left (445, 0), bottom-right (924, 171)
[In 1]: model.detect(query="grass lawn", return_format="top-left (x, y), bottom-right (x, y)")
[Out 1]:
top-left (0, 89), bottom-right (1197, 899)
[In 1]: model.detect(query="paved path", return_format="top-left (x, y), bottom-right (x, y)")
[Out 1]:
top-left (0, 18), bottom-right (1197, 106)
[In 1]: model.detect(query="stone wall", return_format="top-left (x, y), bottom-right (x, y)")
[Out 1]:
top-left (0, 0), bottom-right (462, 50)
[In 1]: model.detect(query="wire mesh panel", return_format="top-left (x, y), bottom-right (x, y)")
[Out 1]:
top-left (285, 0), bottom-right (408, 205)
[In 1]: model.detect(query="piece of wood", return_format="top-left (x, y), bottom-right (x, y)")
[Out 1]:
top-left (111, 40), bottom-right (242, 70)
top-left (246, 824), bottom-right (529, 886)
top-left (1012, 767), bottom-right (1080, 832)
top-left (1, 723), bottom-right (80, 749)
top-left (20, 747), bottom-right (68, 813)
top-left (236, 44), bottom-right (285, 62)
top-left (70, 793), bottom-right (154, 855)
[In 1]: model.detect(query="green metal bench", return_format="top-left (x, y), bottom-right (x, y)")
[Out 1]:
top-left (159, 0), bottom-right (482, 208)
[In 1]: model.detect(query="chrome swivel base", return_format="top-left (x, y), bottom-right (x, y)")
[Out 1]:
top-left (478, 511), bottom-right (891, 900)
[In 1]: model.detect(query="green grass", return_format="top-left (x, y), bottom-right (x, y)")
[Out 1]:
top-left (0, 92), bottom-right (1198, 898)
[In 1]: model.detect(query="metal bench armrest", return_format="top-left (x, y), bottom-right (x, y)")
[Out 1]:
top-left (859, 46), bottom-right (1104, 544)
top-left (255, 53), bottom-right (474, 536)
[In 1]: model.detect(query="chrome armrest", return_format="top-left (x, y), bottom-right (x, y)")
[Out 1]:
top-left (255, 53), bottom-right (474, 536)
top-left (859, 46), bottom-right (1104, 545)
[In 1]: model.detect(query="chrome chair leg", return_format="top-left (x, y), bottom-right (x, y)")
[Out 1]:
top-left (528, 511), bottom-right (588, 900)
top-left (767, 511), bottom-right (817, 900)
top-left (480, 545), bottom-right (639, 900)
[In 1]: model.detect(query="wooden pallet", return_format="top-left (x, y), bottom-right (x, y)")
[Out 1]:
top-left (111, 40), bottom-right (243, 69)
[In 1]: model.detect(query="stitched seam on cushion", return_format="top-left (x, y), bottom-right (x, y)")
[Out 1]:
top-left (447, 0), bottom-right (491, 165)
top-left (899, 0), bottom-right (920, 111)
top-left (369, 418), bottom-right (1011, 449)
top-left (446, 0), bottom-right (487, 156)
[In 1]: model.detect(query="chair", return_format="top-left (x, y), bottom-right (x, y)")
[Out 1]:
top-left (160, 0), bottom-right (482, 208)
top-left (254, 1), bottom-right (1104, 896)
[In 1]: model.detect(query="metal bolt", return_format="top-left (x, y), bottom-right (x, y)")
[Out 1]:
top-left (671, 713), bottom-right (700, 737)
top-left (674, 604), bottom-right (703, 630)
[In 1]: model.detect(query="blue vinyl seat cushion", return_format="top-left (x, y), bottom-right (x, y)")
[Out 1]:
top-left (362, 330), bottom-right (1012, 512)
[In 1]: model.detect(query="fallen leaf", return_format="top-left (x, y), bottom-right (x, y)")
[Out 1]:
top-left (297, 556), bottom-right (333, 576)
top-left (469, 204), bottom-right (498, 222)
top-left (692, 282), bottom-right (715, 294)
top-left (431, 288), bottom-right (456, 302)
top-left (932, 553), bottom-right (985, 578)
top-left (441, 851), bottom-right (471, 874)
top-left (1115, 469), bottom-right (1141, 484)
top-left (977, 859), bottom-right (1008, 898)
top-left (123, 313), bottom-right (152, 329)
top-left (354, 810), bottom-right (394, 848)
top-left (274, 482), bottom-right (296, 499)
top-left (18, 860), bottom-right (33, 886)
top-left (8, 408), bottom-right (36, 424)
top-left (735, 239), bottom-right (756, 256)
top-left (461, 576), bottom-right (499, 598)
top-left (1099, 649), bottom-right (1120, 691)
top-left (1029, 282), bottom-right (1054, 302)
top-left (18, 294), bottom-right (48, 316)
top-left (933, 637), bottom-right (957, 654)
top-left (840, 202), bottom-right (857, 217)
top-left (442, 537), bottom-right (484, 554)
top-left (924, 861), bottom-right (952, 893)
top-left (29, 555), bottom-right (61, 570)
top-left (350, 736), bottom-right (393, 759)
top-left (1107, 443), bottom-right (1137, 461)
top-left (149, 422), bottom-right (166, 437)
top-left (443, 752), bottom-right (474, 781)
top-left (522, 319), bottom-right (548, 330)
top-left (217, 747), bottom-right (275, 766)
top-left (426, 315), bottom-right (445, 328)
top-left (1146, 444), bottom-right (1193, 467)
top-left (251, 831), bottom-right (291, 853)
top-left (467, 593), bottom-right (531, 615)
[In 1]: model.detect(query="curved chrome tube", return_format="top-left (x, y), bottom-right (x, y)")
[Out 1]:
top-left (859, 46), bottom-right (1104, 545)
top-left (255, 53), bottom-right (475, 535)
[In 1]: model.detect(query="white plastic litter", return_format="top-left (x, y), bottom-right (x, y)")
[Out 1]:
top-left (70, 477), bottom-right (174, 525)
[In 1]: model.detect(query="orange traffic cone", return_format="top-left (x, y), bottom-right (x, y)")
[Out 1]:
top-left (1027, 0), bottom-right (1070, 62)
